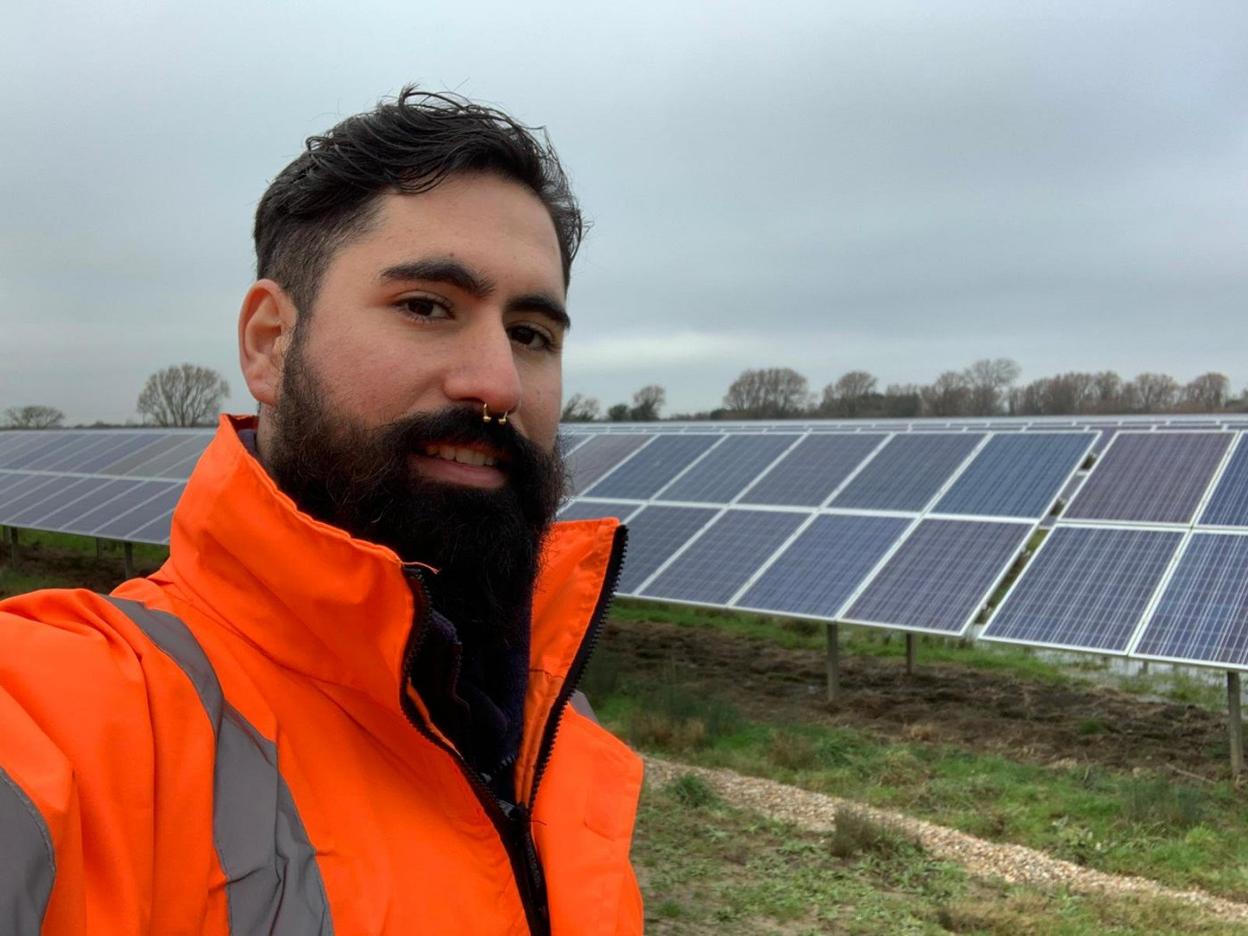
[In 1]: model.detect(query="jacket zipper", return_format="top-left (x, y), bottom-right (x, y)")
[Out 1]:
top-left (396, 524), bottom-right (625, 936)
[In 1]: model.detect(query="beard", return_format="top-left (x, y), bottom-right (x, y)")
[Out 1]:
top-left (264, 334), bottom-right (565, 642)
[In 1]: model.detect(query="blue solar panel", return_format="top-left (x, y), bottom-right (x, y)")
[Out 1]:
top-left (557, 500), bottom-right (635, 521)
top-left (584, 434), bottom-right (718, 500)
top-left (737, 434), bottom-right (885, 507)
top-left (92, 484), bottom-right (184, 538)
top-left (2, 434), bottom-right (81, 470)
top-left (845, 519), bottom-right (1032, 633)
top-left (658, 434), bottom-right (799, 503)
top-left (0, 476), bottom-right (73, 524)
top-left (1199, 437), bottom-right (1248, 528)
top-left (643, 509), bottom-right (806, 605)
top-left (565, 434), bottom-right (652, 495)
top-left (1064, 432), bottom-right (1232, 524)
top-left (981, 526), bottom-right (1182, 652)
top-left (933, 433), bottom-right (1093, 519)
top-left (616, 505), bottom-right (719, 594)
top-left (1133, 533), bottom-right (1248, 667)
top-left (831, 434), bottom-right (985, 512)
top-left (99, 434), bottom-right (188, 475)
top-left (737, 514), bottom-right (911, 618)
top-left (35, 479), bottom-right (145, 532)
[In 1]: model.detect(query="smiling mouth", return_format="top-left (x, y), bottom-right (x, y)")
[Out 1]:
top-left (422, 444), bottom-right (504, 468)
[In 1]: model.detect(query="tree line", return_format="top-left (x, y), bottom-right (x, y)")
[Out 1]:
top-left (2, 364), bottom-right (230, 429)
top-left (563, 360), bottom-right (1248, 422)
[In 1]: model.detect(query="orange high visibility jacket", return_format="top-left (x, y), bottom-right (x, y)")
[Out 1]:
top-left (0, 416), bottom-right (644, 935)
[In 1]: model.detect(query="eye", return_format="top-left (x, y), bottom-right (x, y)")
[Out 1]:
top-left (509, 323), bottom-right (559, 352)
top-left (396, 296), bottom-right (452, 321)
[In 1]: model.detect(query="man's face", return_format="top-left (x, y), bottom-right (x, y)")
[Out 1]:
top-left (262, 173), bottom-right (569, 631)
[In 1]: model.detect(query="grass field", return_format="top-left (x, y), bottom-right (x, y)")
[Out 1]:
top-left (5, 530), bottom-right (1247, 933)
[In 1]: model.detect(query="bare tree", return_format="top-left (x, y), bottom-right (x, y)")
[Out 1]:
top-left (560, 393), bottom-right (600, 422)
top-left (723, 368), bottom-right (810, 419)
top-left (821, 370), bottom-right (877, 418)
top-left (1182, 372), bottom-right (1230, 412)
top-left (137, 364), bottom-right (230, 427)
top-left (1090, 371), bottom-right (1123, 413)
top-left (920, 371), bottom-right (971, 417)
top-left (1133, 372), bottom-right (1179, 413)
top-left (963, 358), bottom-right (1020, 416)
top-left (606, 403), bottom-right (630, 422)
top-left (881, 383), bottom-right (922, 418)
top-left (629, 385), bottom-right (666, 421)
top-left (3, 405), bottom-right (65, 429)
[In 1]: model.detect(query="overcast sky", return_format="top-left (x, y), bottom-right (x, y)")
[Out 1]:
top-left (2, 0), bottom-right (1245, 423)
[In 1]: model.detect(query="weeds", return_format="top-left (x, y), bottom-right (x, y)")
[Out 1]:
top-left (828, 808), bottom-right (923, 860)
top-left (666, 773), bottom-right (719, 808)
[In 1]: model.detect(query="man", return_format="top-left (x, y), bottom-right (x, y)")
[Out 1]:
top-left (0, 89), bottom-right (642, 934)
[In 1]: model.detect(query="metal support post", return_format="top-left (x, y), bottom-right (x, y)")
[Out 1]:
top-left (905, 632), bottom-right (916, 676)
top-left (8, 526), bottom-right (19, 568)
top-left (1229, 671), bottom-right (1243, 782)
top-left (123, 542), bottom-right (135, 580)
top-left (825, 622), bottom-right (839, 704)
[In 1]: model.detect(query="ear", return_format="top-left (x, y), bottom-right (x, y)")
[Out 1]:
top-left (238, 279), bottom-right (299, 407)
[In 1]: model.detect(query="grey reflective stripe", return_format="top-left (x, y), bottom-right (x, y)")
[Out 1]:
top-left (106, 597), bottom-right (333, 935)
top-left (0, 766), bottom-right (55, 934)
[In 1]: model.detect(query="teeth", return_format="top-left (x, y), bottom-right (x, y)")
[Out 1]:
top-left (424, 445), bottom-right (497, 468)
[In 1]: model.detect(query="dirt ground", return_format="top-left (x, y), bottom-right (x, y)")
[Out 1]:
top-left (603, 616), bottom-right (1232, 780)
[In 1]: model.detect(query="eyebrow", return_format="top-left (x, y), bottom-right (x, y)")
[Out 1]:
top-left (378, 257), bottom-right (570, 330)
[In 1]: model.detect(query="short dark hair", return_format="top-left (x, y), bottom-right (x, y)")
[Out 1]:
top-left (254, 86), bottom-right (583, 312)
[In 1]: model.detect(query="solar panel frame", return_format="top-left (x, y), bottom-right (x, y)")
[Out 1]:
top-left (930, 432), bottom-right (1095, 520)
top-left (655, 433), bottom-right (804, 505)
top-left (1062, 430), bottom-right (1234, 526)
top-left (980, 523), bottom-right (1185, 654)
top-left (1197, 432), bottom-right (1248, 529)
top-left (565, 433), bottom-right (655, 495)
top-left (639, 508), bottom-right (809, 607)
top-left (1127, 530), bottom-right (1248, 671)
top-left (829, 432), bottom-right (988, 513)
top-left (582, 434), bottom-right (722, 500)
top-left (732, 513), bottom-right (914, 620)
top-left (736, 432), bottom-right (889, 507)
top-left (840, 517), bottom-right (1035, 636)
top-left (614, 504), bottom-right (722, 595)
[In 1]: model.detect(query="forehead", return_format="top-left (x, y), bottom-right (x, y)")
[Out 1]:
top-left (337, 175), bottom-right (565, 296)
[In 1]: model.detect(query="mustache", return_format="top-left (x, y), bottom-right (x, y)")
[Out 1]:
top-left (379, 405), bottom-right (545, 475)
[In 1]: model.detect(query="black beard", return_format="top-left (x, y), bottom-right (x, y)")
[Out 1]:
top-left (264, 337), bottom-right (565, 641)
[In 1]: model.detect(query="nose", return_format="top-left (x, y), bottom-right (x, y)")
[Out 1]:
top-left (442, 318), bottom-right (523, 419)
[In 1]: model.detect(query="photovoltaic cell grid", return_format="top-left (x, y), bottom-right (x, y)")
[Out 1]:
top-left (1133, 533), bottom-right (1248, 668)
top-left (1199, 436), bottom-right (1248, 528)
top-left (556, 500), bottom-right (635, 522)
top-left (981, 526), bottom-right (1183, 653)
top-left (616, 505), bottom-right (719, 594)
top-left (933, 433), bottom-right (1094, 519)
top-left (658, 434), bottom-right (799, 503)
top-left (831, 433), bottom-right (985, 512)
top-left (583, 434), bottom-right (718, 500)
top-left (0, 473), bottom-right (183, 545)
top-left (642, 509), bottom-right (806, 605)
top-left (565, 433), bottom-right (652, 495)
top-left (1064, 432), bottom-right (1232, 524)
top-left (737, 433), bottom-right (885, 506)
top-left (737, 514), bottom-right (911, 619)
top-left (844, 519), bottom-right (1032, 634)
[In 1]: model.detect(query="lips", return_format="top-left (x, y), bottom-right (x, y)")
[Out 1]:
top-left (423, 444), bottom-right (501, 468)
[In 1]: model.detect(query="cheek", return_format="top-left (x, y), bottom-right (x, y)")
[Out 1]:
top-left (522, 365), bottom-right (562, 451)
top-left (304, 319), bottom-right (437, 424)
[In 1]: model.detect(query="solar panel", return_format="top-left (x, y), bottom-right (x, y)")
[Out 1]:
top-left (91, 483), bottom-right (184, 539)
top-left (933, 433), bottom-right (1093, 519)
top-left (981, 525), bottom-right (1183, 653)
top-left (844, 518), bottom-right (1032, 634)
top-left (1132, 532), bottom-right (1248, 668)
top-left (658, 434), bottom-right (799, 503)
top-left (616, 505), bottom-right (719, 594)
top-left (557, 500), bottom-right (635, 521)
top-left (583, 434), bottom-right (719, 500)
top-left (642, 509), bottom-right (807, 605)
top-left (1198, 436), bottom-right (1248, 528)
top-left (831, 433), bottom-right (985, 512)
top-left (737, 434), bottom-right (885, 507)
top-left (736, 514), bottom-right (911, 618)
top-left (565, 434), bottom-right (652, 495)
top-left (1064, 432), bottom-right (1232, 524)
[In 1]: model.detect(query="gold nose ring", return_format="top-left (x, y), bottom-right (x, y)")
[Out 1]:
top-left (482, 404), bottom-right (511, 425)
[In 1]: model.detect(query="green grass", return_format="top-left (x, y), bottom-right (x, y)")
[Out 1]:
top-left (637, 772), bottom-right (1247, 934)
top-left (591, 650), bottom-right (1248, 900)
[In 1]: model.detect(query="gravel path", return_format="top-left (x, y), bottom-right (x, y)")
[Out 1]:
top-left (644, 755), bottom-right (1248, 923)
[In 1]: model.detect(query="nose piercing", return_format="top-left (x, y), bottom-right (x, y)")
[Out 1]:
top-left (482, 404), bottom-right (512, 425)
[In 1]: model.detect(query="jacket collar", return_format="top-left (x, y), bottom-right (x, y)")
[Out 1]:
top-left (164, 415), bottom-right (621, 718)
